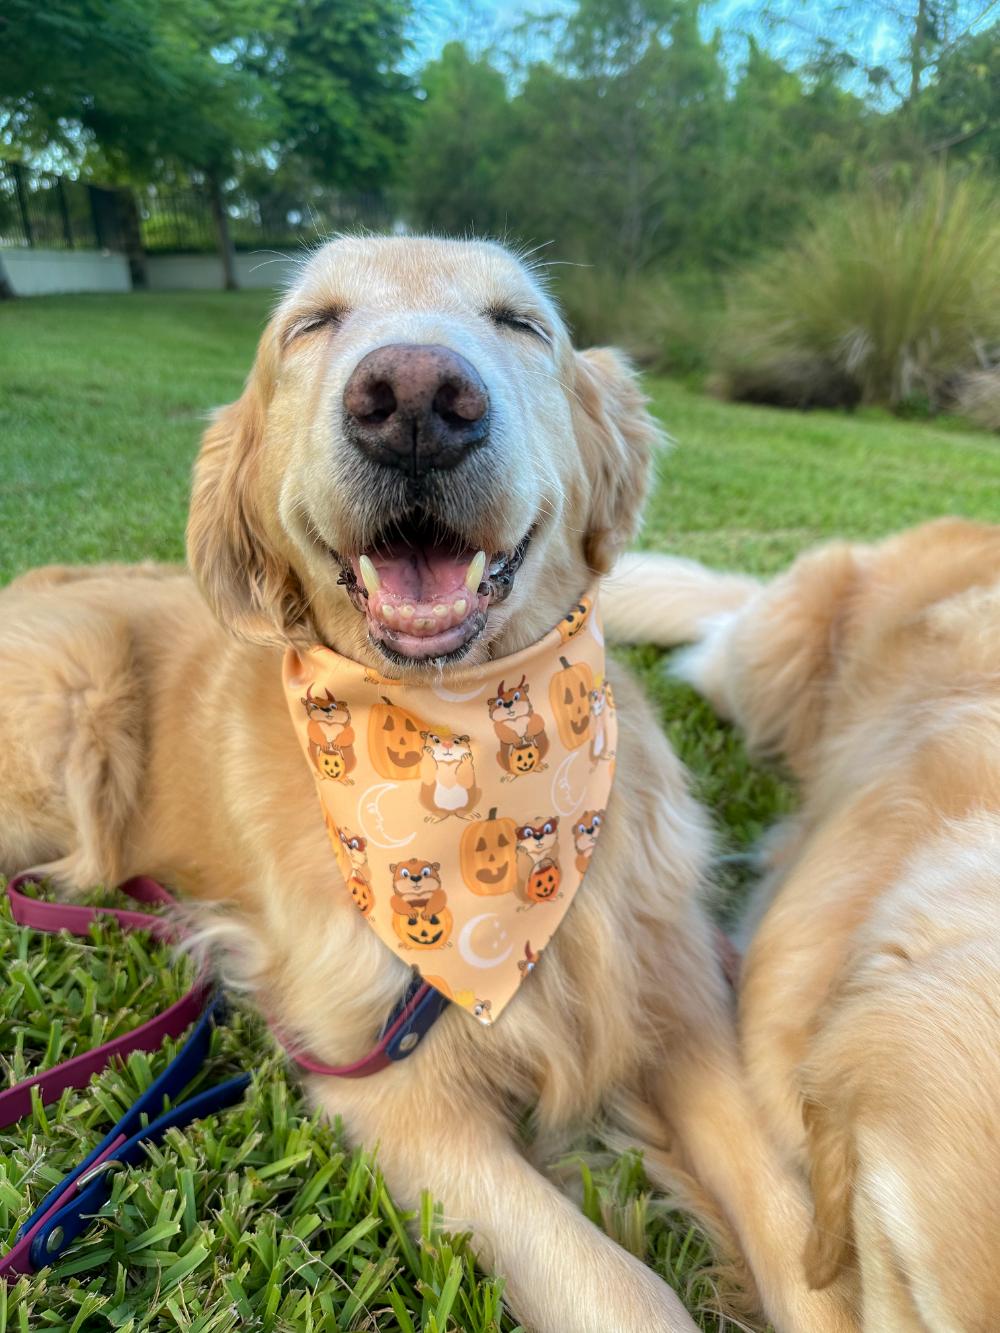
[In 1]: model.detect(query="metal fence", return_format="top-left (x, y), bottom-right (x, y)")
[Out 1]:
top-left (137, 184), bottom-right (393, 254)
top-left (0, 161), bottom-right (123, 250)
top-left (1, 160), bottom-right (394, 258)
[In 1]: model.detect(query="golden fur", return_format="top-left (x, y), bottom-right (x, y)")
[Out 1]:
top-left (612, 519), bottom-right (1000, 1330)
top-left (0, 237), bottom-right (855, 1333)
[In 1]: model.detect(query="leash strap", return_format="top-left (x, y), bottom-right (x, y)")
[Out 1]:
top-left (1, 871), bottom-right (449, 1278)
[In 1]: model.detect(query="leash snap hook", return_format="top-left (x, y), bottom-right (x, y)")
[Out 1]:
top-left (75, 1157), bottom-right (124, 1190)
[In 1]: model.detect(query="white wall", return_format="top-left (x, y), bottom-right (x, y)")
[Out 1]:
top-left (0, 247), bottom-right (131, 296)
top-left (145, 251), bottom-right (297, 291)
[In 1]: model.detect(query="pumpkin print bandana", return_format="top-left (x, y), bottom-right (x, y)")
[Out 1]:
top-left (282, 589), bottom-right (616, 1025)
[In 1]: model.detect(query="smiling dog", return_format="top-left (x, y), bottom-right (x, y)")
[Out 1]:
top-left (0, 238), bottom-right (855, 1333)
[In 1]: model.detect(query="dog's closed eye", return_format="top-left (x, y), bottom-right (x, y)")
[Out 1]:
top-left (284, 306), bottom-right (349, 345)
top-left (484, 304), bottom-right (551, 345)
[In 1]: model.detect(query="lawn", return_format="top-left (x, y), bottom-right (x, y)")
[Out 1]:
top-left (1, 291), bottom-right (998, 1333)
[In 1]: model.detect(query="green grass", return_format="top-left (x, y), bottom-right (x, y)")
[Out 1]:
top-left (1, 291), bottom-right (998, 1332)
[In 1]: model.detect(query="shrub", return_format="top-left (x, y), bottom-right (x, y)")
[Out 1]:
top-left (955, 367), bottom-right (1000, 432)
top-left (552, 266), bottom-right (717, 376)
top-left (716, 171), bottom-right (1000, 411)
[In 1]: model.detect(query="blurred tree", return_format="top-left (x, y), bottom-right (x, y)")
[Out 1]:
top-left (0, 0), bottom-right (282, 284)
top-left (0, 0), bottom-right (413, 284)
top-left (715, 41), bottom-right (872, 259)
top-left (502, 0), bottom-right (728, 271)
top-left (263, 0), bottom-right (411, 192)
top-left (917, 22), bottom-right (1000, 163)
top-left (402, 42), bottom-right (515, 237)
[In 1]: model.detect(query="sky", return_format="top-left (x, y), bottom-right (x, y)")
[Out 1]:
top-left (405, 0), bottom-right (1000, 105)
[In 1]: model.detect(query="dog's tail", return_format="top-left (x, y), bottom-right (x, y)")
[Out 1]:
top-left (601, 552), bottom-right (759, 647)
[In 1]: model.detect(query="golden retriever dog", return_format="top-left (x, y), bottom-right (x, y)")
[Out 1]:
top-left (0, 237), bottom-right (855, 1333)
top-left (611, 518), bottom-right (1000, 1330)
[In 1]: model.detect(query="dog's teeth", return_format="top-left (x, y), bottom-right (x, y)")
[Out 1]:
top-left (400, 604), bottom-right (414, 618)
top-left (433, 603), bottom-right (449, 617)
top-left (465, 551), bottom-right (486, 593)
top-left (382, 604), bottom-right (397, 624)
top-left (358, 555), bottom-right (380, 596)
top-left (452, 598), bottom-right (467, 617)
top-left (414, 616), bottom-right (432, 629)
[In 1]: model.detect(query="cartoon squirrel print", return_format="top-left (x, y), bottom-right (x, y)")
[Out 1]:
top-left (339, 827), bottom-right (375, 916)
top-left (488, 675), bottom-right (549, 779)
top-left (573, 809), bottom-right (604, 875)
top-left (516, 816), bottom-right (562, 904)
top-left (588, 682), bottom-right (615, 763)
top-left (455, 991), bottom-right (494, 1024)
top-left (389, 859), bottom-right (453, 950)
top-left (419, 730), bottom-right (482, 821)
top-left (301, 686), bottom-right (356, 783)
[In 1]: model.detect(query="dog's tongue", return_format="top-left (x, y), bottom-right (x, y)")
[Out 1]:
top-left (352, 542), bottom-right (487, 656)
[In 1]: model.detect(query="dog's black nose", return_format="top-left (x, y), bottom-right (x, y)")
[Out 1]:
top-left (343, 343), bottom-right (490, 476)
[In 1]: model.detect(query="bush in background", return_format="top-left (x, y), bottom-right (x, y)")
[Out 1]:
top-left (715, 171), bottom-right (1000, 413)
top-left (956, 367), bottom-right (1000, 432)
top-left (552, 266), bottom-right (719, 377)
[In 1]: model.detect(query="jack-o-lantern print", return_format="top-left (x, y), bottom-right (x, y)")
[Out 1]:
top-left (510, 740), bottom-right (541, 774)
top-left (317, 747), bottom-right (352, 782)
top-left (368, 695), bottom-right (427, 779)
top-left (348, 875), bottom-right (375, 916)
top-left (461, 807), bottom-right (519, 895)
top-left (558, 596), bottom-right (592, 643)
top-left (550, 656), bottom-right (594, 750)
top-left (525, 860), bottom-right (561, 903)
top-left (392, 905), bottom-right (454, 950)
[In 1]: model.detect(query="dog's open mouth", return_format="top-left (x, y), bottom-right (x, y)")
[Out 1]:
top-left (334, 514), bottom-right (530, 662)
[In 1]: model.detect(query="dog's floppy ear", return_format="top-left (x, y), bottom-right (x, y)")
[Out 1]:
top-left (187, 328), bottom-right (310, 645)
top-left (571, 347), bottom-right (664, 574)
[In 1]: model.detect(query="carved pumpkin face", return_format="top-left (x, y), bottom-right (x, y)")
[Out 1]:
top-left (348, 875), bottom-right (374, 916)
top-left (369, 696), bottom-right (426, 779)
top-left (525, 861), bottom-right (561, 903)
top-left (550, 656), bottom-right (594, 750)
top-left (511, 741), bottom-right (540, 773)
top-left (558, 596), bottom-right (592, 642)
top-left (392, 906), bottom-right (453, 950)
top-left (317, 748), bottom-right (347, 781)
top-left (461, 807), bottom-right (519, 895)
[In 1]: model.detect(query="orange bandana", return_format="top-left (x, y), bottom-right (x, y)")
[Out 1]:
top-left (282, 590), bottom-right (616, 1025)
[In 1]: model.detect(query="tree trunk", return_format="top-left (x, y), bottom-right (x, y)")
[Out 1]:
top-left (208, 173), bottom-right (238, 291)
top-left (907, 0), bottom-right (929, 108)
top-left (112, 187), bottom-right (148, 289)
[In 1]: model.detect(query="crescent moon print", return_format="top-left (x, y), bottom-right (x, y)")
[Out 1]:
top-left (588, 614), bottom-right (605, 647)
top-left (458, 913), bottom-right (514, 969)
top-left (431, 683), bottom-right (485, 703)
top-left (356, 782), bottom-right (416, 850)
top-left (550, 748), bottom-right (593, 817)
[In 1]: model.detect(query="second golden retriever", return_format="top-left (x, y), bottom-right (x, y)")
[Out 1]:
top-left (611, 518), bottom-right (1000, 1331)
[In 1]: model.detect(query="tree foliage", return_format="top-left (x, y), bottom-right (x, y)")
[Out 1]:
top-left (0, 0), bottom-right (411, 189)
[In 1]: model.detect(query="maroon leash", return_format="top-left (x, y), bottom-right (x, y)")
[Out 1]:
top-left (0, 872), bottom-right (447, 1277)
